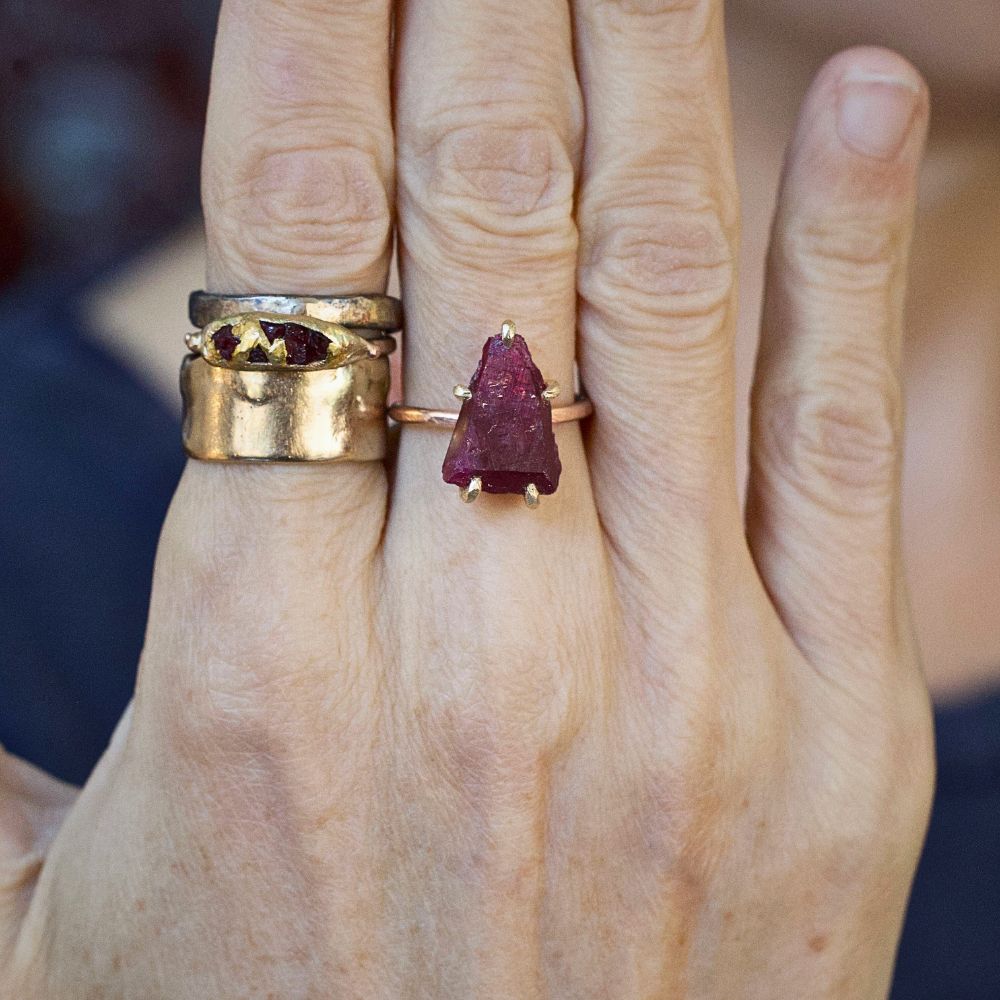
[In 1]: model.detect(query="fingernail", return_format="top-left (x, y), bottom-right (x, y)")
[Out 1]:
top-left (838, 70), bottom-right (920, 160)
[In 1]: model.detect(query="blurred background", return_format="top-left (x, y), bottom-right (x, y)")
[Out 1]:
top-left (0, 0), bottom-right (216, 290)
top-left (0, 4), bottom-right (997, 999)
top-left (1, 0), bottom-right (217, 784)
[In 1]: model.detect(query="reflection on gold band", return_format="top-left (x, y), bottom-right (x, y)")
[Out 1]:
top-left (180, 355), bottom-right (390, 462)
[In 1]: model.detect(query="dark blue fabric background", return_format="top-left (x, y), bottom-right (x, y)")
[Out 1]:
top-left (1, 296), bottom-right (997, 997)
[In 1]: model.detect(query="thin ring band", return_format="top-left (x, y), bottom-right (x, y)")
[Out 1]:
top-left (189, 292), bottom-right (402, 332)
top-left (388, 395), bottom-right (593, 428)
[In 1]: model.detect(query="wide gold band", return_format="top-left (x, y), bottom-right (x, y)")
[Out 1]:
top-left (388, 395), bottom-right (594, 428)
top-left (181, 355), bottom-right (390, 462)
top-left (189, 291), bottom-right (402, 333)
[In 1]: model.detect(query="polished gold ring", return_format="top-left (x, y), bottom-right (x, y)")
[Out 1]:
top-left (189, 291), bottom-right (402, 332)
top-left (181, 355), bottom-right (390, 462)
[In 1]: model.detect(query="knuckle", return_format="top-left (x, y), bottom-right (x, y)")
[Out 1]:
top-left (830, 725), bottom-right (934, 863)
top-left (402, 120), bottom-right (576, 251)
top-left (589, 0), bottom-right (712, 44)
top-left (758, 358), bottom-right (901, 510)
top-left (781, 216), bottom-right (902, 295)
top-left (579, 194), bottom-right (736, 349)
top-left (416, 672), bottom-right (582, 814)
top-left (206, 142), bottom-right (390, 288)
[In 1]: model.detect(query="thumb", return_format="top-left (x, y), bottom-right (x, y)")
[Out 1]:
top-left (0, 746), bottom-right (77, 961)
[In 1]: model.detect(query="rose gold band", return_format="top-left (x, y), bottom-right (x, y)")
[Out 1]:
top-left (388, 395), bottom-right (593, 428)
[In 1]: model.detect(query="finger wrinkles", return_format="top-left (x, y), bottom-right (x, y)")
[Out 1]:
top-left (207, 143), bottom-right (391, 291)
top-left (203, 0), bottom-right (393, 292)
top-left (401, 121), bottom-right (576, 248)
top-left (586, 0), bottom-right (714, 46)
top-left (753, 357), bottom-right (902, 514)
top-left (579, 202), bottom-right (735, 336)
top-left (776, 215), bottom-right (904, 297)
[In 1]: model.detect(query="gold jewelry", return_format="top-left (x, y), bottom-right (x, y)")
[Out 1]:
top-left (389, 319), bottom-right (592, 508)
top-left (185, 312), bottom-right (395, 371)
top-left (189, 291), bottom-right (402, 333)
top-left (181, 355), bottom-right (390, 462)
top-left (387, 395), bottom-right (593, 427)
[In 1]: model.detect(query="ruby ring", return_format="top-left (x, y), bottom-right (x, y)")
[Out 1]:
top-left (388, 321), bottom-right (593, 508)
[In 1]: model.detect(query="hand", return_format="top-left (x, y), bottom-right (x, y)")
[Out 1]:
top-left (1, 0), bottom-right (933, 996)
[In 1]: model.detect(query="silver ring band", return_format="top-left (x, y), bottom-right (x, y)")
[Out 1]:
top-left (189, 292), bottom-right (402, 333)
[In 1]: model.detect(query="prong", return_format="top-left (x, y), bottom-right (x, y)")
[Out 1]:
top-left (460, 477), bottom-right (482, 504)
top-left (541, 381), bottom-right (561, 401)
top-left (268, 337), bottom-right (288, 364)
top-left (500, 320), bottom-right (516, 346)
top-left (453, 384), bottom-right (472, 400)
top-left (185, 331), bottom-right (203, 353)
top-left (524, 483), bottom-right (540, 508)
top-left (232, 327), bottom-right (266, 360)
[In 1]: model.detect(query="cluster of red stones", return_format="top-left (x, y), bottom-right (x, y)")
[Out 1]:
top-left (210, 321), bottom-right (331, 365)
top-left (442, 332), bottom-right (561, 495)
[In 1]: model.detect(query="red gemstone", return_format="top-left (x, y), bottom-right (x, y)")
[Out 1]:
top-left (260, 320), bottom-right (330, 365)
top-left (211, 324), bottom-right (239, 360)
top-left (442, 332), bottom-right (561, 495)
top-left (211, 321), bottom-right (331, 365)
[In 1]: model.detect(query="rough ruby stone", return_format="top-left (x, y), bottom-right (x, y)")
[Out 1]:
top-left (247, 346), bottom-right (269, 364)
top-left (442, 333), bottom-right (561, 495)
top-left (211, 324), bottom-right (239, 360)
top-left (260, 320), bottom-right (331, 365)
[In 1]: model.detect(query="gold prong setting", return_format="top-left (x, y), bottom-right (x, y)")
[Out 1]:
top-left (440, 320), bottom-right (570, 509)
top-left (460, 477), bottom-right (483, 504)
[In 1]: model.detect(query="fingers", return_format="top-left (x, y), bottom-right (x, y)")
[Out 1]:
top-left (389, 0), bottom-right (595, 617)
top-left (391, 0), bottom-right (585, 525)
top-left (385, 3), bottom-right (605, 991)
top-left (572, 0), bottom-right (742, 583)
top-left (203, 0), bottom-right (394, 293)
top-left (139, 0), bottom-right (394, 734)
top-left (746, 48), bottom-right (929, 668)
top-left (394, 0), bottom-right (580, 405)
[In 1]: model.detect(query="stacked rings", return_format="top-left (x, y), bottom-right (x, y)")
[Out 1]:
top-left (181, 292), bottom-right (400, 463)
top-left (181, 299), bottom-right (593, 507)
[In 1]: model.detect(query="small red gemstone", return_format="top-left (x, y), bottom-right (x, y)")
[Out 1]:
top-left (260, 320), bottom-right (330, 365)
top-left (211, 324), bottom-right (239, 360)
top-left (442, 332), bottom-right (561, 495)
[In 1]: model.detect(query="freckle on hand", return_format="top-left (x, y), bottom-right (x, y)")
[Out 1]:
top-left (809, 934), bottom-right (828, 953)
